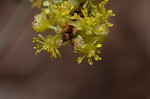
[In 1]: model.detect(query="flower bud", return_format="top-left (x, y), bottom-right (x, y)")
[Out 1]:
top-left (62, 33), bottom-right (70, 41)
top-left (73, 35), bottom-right (85, 49)
top-left (32, 13), bottom-right (49, 32)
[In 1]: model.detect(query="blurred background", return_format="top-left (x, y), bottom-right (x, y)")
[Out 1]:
top-left (0, 0), bottom-right (150, 99)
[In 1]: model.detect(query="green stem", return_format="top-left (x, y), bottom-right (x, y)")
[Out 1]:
top-left (48, 25), bottom-right (57, 31)
top-left (88, 0), bottom-right (97, 8)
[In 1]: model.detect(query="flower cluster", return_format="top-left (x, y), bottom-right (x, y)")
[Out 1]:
top-left (31, 0), bottom-right (115, 65)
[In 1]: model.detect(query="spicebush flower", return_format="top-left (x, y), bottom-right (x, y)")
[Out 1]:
top-left (31, 0), bottom-right (115, 65)
top-left (33, 34), bottom-right (63, 59)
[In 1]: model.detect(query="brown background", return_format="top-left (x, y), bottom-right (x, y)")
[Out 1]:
top-left (0, 0), bottom-right (150, 99)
